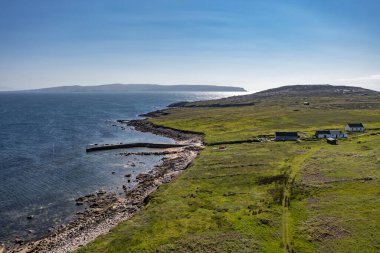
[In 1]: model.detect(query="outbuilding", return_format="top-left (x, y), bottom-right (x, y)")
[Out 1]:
top-left (274, 132), bottom-right (299, 141)
top-left (345, 123), bottom-right (365, 132)
top-left (315, 130), bottom-right (347, 139)
top-left (327, 138), bottom-right (337, 145)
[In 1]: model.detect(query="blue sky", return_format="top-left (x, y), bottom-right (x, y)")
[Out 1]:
top-left (0, 0), bottom-right (380, 91)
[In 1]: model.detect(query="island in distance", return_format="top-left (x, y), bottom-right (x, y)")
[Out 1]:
top-left (20, 84), bottom-right (247, 93)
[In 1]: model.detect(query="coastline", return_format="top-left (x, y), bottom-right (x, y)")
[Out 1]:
top-left (7, 119), bottom-right (203, 253)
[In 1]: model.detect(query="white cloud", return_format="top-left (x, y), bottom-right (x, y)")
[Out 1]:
top-left (337, 74), bottom-right (380, 82)
top-left (334, 74), bottom-right (380, 91)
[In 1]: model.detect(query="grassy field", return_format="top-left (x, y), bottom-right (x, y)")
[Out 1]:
top-left (79, 95), bottom-right (380, 253)
top-left (290, 134), bottom-right (380, 253)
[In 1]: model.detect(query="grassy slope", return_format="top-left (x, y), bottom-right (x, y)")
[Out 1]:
top-left (79, 96), bottom-right (380, 253)
top-left (153, 97), bottom-right (380, 144)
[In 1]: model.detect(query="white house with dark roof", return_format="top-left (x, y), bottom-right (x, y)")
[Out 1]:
top-left (345, 123), bottom-right (365, 132)
top-left (315, 130), bottom-right (347, 139)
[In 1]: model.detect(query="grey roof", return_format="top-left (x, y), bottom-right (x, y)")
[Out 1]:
top-left (315, 130), bottom-right (331, 135)
top-left (347, 123), bottom-right (364, 127)
top-left (275, 132), bottom-right (298, 137)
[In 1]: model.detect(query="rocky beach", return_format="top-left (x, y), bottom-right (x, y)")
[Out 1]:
top-left (5, 119), bottom-right (203, 253)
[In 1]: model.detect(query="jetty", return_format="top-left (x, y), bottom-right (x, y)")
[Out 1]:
top-left (86, 142), bottom-right (188, 152)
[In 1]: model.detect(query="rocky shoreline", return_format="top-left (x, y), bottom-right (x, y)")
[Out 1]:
top-left (5, 120), bottom-right (203, 253)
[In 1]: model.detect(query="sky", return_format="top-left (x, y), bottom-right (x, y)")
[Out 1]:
top-left (0, 0), bottom-right (380, 91)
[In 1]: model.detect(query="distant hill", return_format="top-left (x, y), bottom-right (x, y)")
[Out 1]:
top-left (168, 84), bottom-right (379, 108)
top-left (251, 84), bottom-right (378, 98)
top-left (24, 84), bottom-right (247, 93)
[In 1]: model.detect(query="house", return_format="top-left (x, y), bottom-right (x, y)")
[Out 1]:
top-left (315, 130), bottom-right (330, 138)
top-left (345, 123), bottom-right (365, 132)
top-left (274, 132), bottom-right (298, 141)
top-left (315, 130), bottom-right (347, 139)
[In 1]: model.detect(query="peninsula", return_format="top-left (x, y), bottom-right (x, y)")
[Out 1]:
top-left (79, 84), bottom-right (380, 253)
top-left (21, 84), bottom-right (247, 93)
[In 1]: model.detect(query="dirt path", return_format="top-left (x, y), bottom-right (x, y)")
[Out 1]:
top-left (281, 147), bottom-right (321, 253)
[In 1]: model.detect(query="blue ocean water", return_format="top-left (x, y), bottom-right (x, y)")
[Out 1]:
top-left (0, 91), bottom-right (241, 243)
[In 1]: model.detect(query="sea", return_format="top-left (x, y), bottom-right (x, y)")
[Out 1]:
top-left (0, 91), bottom-right (243, 244)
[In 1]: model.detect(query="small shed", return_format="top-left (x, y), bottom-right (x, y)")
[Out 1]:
top-left (345, 123), bottom-right (365, 132)
top-left (274, 132), bottom-right (298, 141)
top-left (327, 138), bottom-right (337, 145)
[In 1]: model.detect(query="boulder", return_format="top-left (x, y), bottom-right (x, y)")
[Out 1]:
top-left (14, 237), bottom-right (23, 244)
top-left (0, 244), bottom-right (5, 253)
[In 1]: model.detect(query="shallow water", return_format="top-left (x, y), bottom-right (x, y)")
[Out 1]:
top-left (0, 91), bottom-right (242, 243)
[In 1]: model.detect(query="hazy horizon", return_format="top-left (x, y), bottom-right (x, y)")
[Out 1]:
top-left (1, 82), bottom-right (380, 93)
top-left (1, 1), bottom-right (380, 91)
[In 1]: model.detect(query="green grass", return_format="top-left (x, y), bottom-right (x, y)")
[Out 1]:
top-left (79, 96), bottom-right (380, 253)
top-left (290, 135), bottom-right (380, 253)
top-left (150, 100), bottom-right (380, 144)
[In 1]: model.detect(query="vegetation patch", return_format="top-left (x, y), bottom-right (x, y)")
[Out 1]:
top-left (154, 232), bottom-right (259, 253)
top-left (257, 173), bottom-right (289, 185)
top-left (300, 216), bottom-right (351, 242)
